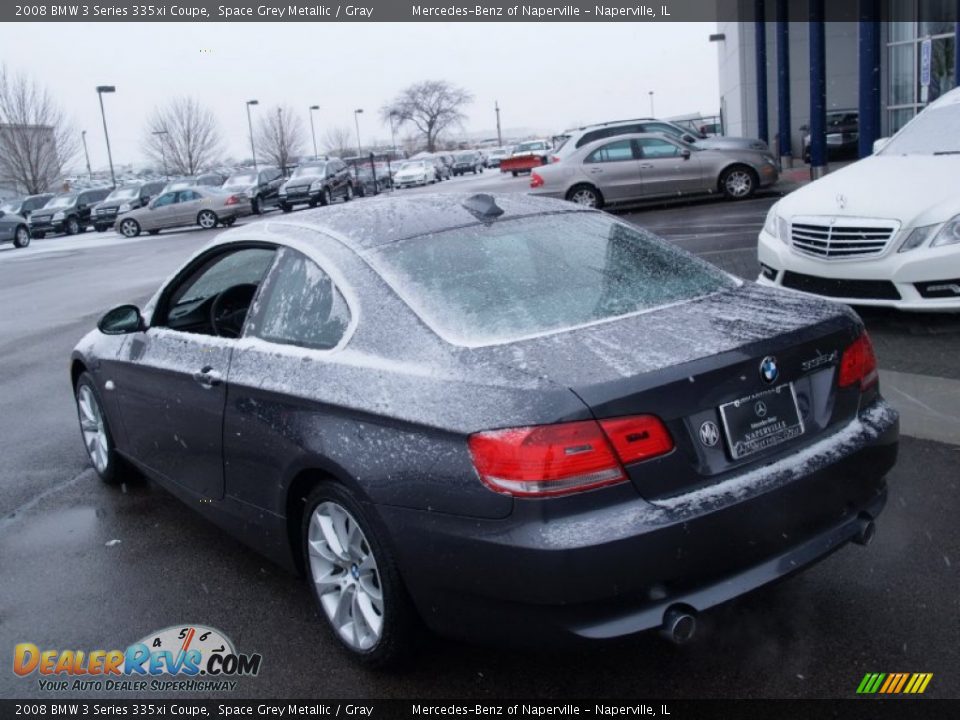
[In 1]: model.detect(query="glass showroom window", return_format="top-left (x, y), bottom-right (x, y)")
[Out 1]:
top-left (886, 0), bottom-right (957, 132)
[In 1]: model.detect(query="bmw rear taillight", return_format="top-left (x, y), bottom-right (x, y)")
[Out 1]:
top-left (838, 331), bottom-right (878, 390)
top-left (468, 416), bottom-right (673, 498)
top-left (530, 172), bottom-right (544, 189)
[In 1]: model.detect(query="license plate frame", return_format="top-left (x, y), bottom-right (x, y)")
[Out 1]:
top-left (719, 383), bottom-right (805, 460)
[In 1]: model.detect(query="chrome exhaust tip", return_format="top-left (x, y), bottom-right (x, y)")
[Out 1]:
top-left (853, 516), bottom-right (877, 547)
top-left (660, 606), bottom-right (697, 645)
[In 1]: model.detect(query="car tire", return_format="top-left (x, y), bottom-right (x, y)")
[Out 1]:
top-left (320, 188), bottom-right (332, 207)
top-left (720, 165), bottom-right (757, 200)
top-left (566, 184), bottom-right (604, 209)
top-left (148, 229), bottom-right (160, 236)
top-left (344, 184), bottom-right (354, 202)
top-left (65, 216), bottom-right (80, 235)
top-left (119, 218), bottom-right (141, 238)
top-left (302, 482), bottom-right (417, 668)
top-left (75, 372), bottom-right (131, 485)
top-left (251, 195), bottom-right (261, 215)
top-left (511, 171), bottom-right (518, 177)
top-left (94, 224), bottom-right (106, 233)
top-left (280, 203), bottom-right (293, 213)
top-left (197, 209), bottom-right (218, 229)
top-left (13, 225), bottom-right (30, 248)
top-left (222, 217), bottom-right (237, 227)
top-left (31, 231), bottom-right (45, 239)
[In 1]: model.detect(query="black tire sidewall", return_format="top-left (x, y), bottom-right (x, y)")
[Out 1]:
top-left (301, 483), bottom-right (414, 667)
top-left (14, 226), bottom-right (30, 248)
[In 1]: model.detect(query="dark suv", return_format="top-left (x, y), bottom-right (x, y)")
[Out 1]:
top-left (29, 187), bottom-right (112, 238)
top-left (222, 166), bottom-right (284, 214)
top-left (0, 193), bottom-right (54, 221)
top-left (278, 159), bottom-right (353, 211)
top-left (92, 181), bottom-right (165, 231)
top-left (451, 151), bottom-right (484, 176)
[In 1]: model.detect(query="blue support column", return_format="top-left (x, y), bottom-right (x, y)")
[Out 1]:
top-left (776, 0), bottom-right (792, 167)
top-left (809, 0), bottom-right (827, 177)
top-left (955, 0), bottom-right (959, 89)
top-left (755, 0), bottom-right (769, 144)
top-left (858, 0), bottom-right (881, 158)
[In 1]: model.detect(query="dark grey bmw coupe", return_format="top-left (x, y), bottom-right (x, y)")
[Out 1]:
top-left (71, 193), bottom-right (898, 665)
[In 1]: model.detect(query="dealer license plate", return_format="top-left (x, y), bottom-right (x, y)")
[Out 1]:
top-left (719, 383), bottom-right (805, 460)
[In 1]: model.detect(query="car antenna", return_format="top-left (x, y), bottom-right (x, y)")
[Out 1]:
top-left (462, 193), bottom-right (504, 222)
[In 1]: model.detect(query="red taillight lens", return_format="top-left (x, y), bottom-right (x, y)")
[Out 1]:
top-left (598, 415), bottom-right (675, 464)
top-left (225, 195), bottom-right (240, 206)
top-left (530, 172), bottom-right (544, 189)
top-left (468, 416), bottom-right (673, 498)
top-left (550, 156), bottom-right (561, 164)
top-left (838, 332), bottom-right (878, 390)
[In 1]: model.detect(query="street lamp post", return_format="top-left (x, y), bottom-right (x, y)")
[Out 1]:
top-left (648, 91), bottom-right (655, 116)
top-left (80, 130), bottom-right (92, 181)
top-left (495, 101), bottom-right (502, 147)
top-left (388, 111), bottom-right (399, 157)
top-left (95, 85), bottom-right (117, 188)
top-left (246, 99), bottom-right (259, 172)
top-left (152, 129), bottom-right (169, 179)
top-left (353, 108), bottom-right (363, 157)
top-left (309, 105), bottom-right (319, 160)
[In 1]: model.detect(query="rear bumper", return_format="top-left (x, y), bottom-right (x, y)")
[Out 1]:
top-left (377, 400), bottom-right (898, 645)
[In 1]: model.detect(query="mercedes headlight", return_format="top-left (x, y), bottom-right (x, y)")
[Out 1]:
top-left (53, 211), bottom-right (65, 220)
top-left (118, 203), bottom-right (132, 213)
top-left (309, 180), bottom-right (323, 191)
top-left (899, 224), bottom-right (938, 253)
top-left (931, 215), bottom-right (960, 247)
top-left (763, 204), bottom-right (788, 243)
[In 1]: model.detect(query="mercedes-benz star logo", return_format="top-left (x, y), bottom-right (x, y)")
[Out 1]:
top-left (755, 401), bottom-right (768, 418)
top-left (836, 193), bottom-right (847, 209)
top-left (699, 421), bottom-right (720, 447)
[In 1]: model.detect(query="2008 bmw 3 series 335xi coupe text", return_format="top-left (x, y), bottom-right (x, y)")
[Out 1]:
top-left (71, 193), bottom-right (898, 666)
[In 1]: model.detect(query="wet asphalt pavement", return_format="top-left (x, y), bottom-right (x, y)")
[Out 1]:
top-left (0, 173), bottom-right (957, 699)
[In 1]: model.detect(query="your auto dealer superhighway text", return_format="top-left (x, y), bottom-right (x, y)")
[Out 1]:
top-left (219, 5), bottom-right (374, 18)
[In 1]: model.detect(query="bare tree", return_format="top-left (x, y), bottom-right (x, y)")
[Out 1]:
top-left (0, 65), bottom-right (78, 194)
top-left (143, 97), bottom-right (223, 176)
top-left (255, 105), bottom-right (305, 172)
top-left (381, 80), bottom-right (473, 153)
top-left (323, 126), bottom-right (354, 158)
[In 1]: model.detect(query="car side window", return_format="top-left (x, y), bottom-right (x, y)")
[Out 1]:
top-left (585, 139), bottom-right (636, 164)
top-left (642, 122), bottom-right (683, 139)
top-left (178, 190), bottom-right (201, 202)
top-left (153, 192), bottom-right (178, 208)
top-left (637, 138), bottom-right (681, 159)
top-left (159, 247), bottom-right (277, 335)
top-left (248, 248), bottom-right (352, 351)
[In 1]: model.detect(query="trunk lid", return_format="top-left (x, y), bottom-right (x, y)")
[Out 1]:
top-left (468, 282), bottom-right (863, 499)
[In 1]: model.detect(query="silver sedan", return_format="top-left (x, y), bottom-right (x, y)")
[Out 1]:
top-left (114, 187), bottom-right (246, 238)
top-left (530, 133), bottom-right (779, 209)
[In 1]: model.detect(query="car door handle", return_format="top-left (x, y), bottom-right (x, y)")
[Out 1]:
top-left (640, 163), bottom-right (655, 169)
top-left (192, 366), bottom-right (222, 387)
top-left (588, 168), bottom-right (604, 174)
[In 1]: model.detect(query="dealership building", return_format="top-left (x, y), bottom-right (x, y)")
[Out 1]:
top-left (715, 2), bottom-right (958, 170)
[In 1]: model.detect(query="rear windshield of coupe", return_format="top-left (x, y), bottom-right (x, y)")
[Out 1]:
top-left (370, 213), bottom-right (735, 347)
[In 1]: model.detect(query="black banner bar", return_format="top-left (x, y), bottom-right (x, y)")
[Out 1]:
top-left (3, 0), bottom-right (959, 23)
top-left (1, 700), bottom-right (958, 720)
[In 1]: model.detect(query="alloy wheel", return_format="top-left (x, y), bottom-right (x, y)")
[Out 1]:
top-left (77, 385), bottom-right (109, 474)
top-left (725, 170), bottom-right (753, 198)
top-left (570, 188), bottom-right (598, 207)
top-left (307, 501), bottom-right (384, 651)
top-left (120, 219), bottom-right (139, 238)
top-left (198, 210), bottom-right (217, 229)
top-left (14, 226), bottom-right (30, 248)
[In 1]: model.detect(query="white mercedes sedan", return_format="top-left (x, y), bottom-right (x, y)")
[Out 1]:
top-left (758, 86), bottom-right (960, 311)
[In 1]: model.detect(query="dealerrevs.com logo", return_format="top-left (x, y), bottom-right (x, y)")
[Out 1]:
top-left (13, 624), bottom-right (262, 692)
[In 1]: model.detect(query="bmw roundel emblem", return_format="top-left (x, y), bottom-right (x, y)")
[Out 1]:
top-left (699, 421), bottom-right (720, 447)
top-left (759, 356), bottom-right (779, 384)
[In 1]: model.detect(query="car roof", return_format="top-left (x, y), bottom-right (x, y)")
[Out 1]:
top-left (220, 193), bottom-right (590, 252)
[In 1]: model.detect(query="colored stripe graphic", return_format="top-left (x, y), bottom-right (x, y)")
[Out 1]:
top-left (857, 672), bottom-right (933, 694)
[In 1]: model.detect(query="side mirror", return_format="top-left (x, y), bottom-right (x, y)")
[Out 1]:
top-left (681, 149), bottom-right (692, 160)
top-left (682, 134), bottom-right (697, 144)
top-left (98, 304), bottom-right (144, 335)
top-left (872, 137), bottom-right (890, 154)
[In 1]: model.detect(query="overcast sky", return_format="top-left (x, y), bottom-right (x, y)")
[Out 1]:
top-left (4, 22), bottom-right (720, 170)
